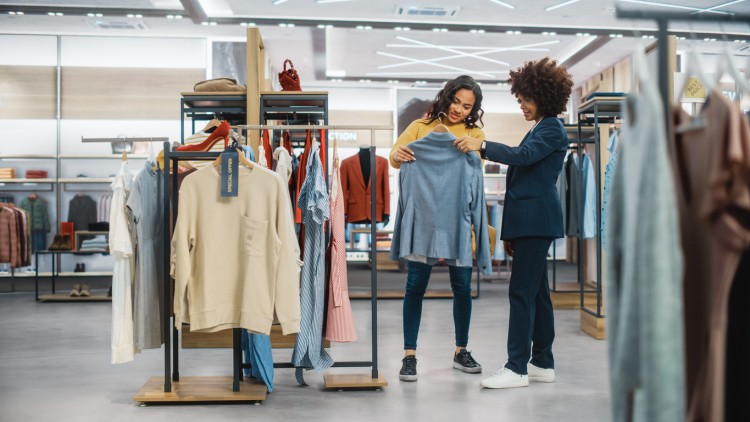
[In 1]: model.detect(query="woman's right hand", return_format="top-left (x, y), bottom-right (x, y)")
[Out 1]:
top-left (394, 145), bottom-right (416, 163)
top-left (503, 241), bottom-right (514, 257)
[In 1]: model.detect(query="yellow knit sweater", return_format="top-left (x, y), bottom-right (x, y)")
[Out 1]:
top-left (389, 119), bottom-right (486, 169)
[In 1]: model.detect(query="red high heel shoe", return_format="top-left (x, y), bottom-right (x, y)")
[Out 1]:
top-left (176, 120), bottom-right (230, 151)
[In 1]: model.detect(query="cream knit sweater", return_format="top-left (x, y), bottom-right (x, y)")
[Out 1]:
top-left (171, 164), bottom-right (302, 335)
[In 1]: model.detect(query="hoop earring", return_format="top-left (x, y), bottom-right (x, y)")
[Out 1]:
top-left (437, 111), bottom-right (447, 124)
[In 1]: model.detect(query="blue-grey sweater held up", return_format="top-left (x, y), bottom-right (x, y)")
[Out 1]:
top-left (389, 130), bottom-right (491, 274)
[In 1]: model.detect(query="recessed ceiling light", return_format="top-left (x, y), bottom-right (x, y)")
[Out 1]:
top-left (209, 22), bottom-right (217, 26)
top-left (433, 28), bottom-right (441, 32)
top-left (403, 27), bottom-right (410, 31)
top-left (47, 12), bottom-right (55, 16)
top-left (489, 0), bottom-right (516, 9)
top-left (545, 0), bottom-right (581, 11)
top-left (288, 23), bottom-right (295, 27)
top-left (167, 14), bottom-right (174, 19)
top-left (201, 22), bottom-right (209, 26)
top-left (279, 23), bottom-right (287, 27)
top-left (56, 12), bottom-right (63, 16)
top-left (175, 15), bottom-right (183, 19)
top-left (9, 11), bottom-right (16, 15)
top-left (135, 14), bottom-right (143, 18)
top-left (365, 26), bottom-right (372, 30)
top-left (96, 13), bottom-right (102, 17)
top-left (317, 24), bottom-right (325, 28)
top-left (127, 14), bottom-right (135, 18)
top-left (326, 24), bottom-right (333, 28)
top-left (241, 22), bottom-right (248, 26)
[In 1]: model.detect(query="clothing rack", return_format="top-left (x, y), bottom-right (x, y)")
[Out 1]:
top-left (614, 8), bottom-right (750, 140)
top-left (143, 124), bottom-right (392, 403)
top-left (240, 123), bottom-right (391, 388)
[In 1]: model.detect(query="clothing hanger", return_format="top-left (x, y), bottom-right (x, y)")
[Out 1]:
top-left (675, 29), bottom-right (709, 133)
top-left (432, 112), bottom-right (450, 133)
top-left (201, 117), bottom-right (221, 133)
top-left (212, 140), bottom-right (255, 170)
top-left (713, 25), bottom-right (750, 101)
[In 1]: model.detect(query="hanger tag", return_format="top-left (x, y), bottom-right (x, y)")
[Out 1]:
top-left (220, 151), bottom-right (239, 197)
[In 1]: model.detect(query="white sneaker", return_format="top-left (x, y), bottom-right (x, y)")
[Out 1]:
top-left (479, 367), bottom-right (528, 389)
top-left (527, 363), bottom-right (555, 383)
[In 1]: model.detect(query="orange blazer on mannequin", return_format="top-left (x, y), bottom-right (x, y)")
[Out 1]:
top-left (340, 154), bottom-right (390, 223)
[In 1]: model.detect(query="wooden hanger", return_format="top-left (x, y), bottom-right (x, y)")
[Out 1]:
top-left (432, 111), bottom-right (450, 133)
top-left (201, 118), bottom-right (221, 133)
top-left (212, 148), bottom-right (255, 170)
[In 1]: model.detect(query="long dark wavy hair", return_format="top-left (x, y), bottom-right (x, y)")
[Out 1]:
top-left (426, 75), bottom-right (484, 128)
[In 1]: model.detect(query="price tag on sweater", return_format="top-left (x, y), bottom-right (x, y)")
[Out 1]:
top-left (220, 151), bottom-right (239, 197)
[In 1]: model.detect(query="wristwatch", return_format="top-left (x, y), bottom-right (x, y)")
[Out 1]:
top-left (479, 141), bottom-right (487, 158)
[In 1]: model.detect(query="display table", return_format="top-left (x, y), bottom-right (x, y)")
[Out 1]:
top-left (34, 250), bottom-right (111, 302)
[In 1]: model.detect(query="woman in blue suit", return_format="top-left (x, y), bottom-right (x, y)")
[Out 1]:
top-left (455, 57), bottom-right (573, 389)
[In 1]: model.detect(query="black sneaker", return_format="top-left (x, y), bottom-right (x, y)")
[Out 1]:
top-left (399, 355), bottom-right (418, 382)
top-left (453, 349), bottom-right (482, 373)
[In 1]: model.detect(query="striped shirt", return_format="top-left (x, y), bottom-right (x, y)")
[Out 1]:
top-left (325, 148), bottom-right (357, 342)
top-left (291, 142), bottom-right (334, 384)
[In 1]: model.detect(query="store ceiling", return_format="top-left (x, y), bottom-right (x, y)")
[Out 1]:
top-left (0, 0), bottom-right (748, 88)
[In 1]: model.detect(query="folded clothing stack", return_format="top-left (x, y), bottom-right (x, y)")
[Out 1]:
top-left (25, 170), bottom-right (48, 179)
top-left (0, 168), bottom-right (16, 179)
top-left (80, 235), bottom-right (108, 252)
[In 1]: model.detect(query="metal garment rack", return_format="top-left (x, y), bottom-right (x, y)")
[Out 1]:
top-left (158, 124), bottom-right (392, 396)
top-left (239, 123), bottom-right (391, 382)
top-left (577, 100), bottom-right (623, 318)
top-left (614, 8), bottom-right (750, 142)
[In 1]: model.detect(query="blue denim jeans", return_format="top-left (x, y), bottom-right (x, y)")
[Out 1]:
top-left (403, 261), bottom-right (473, 350)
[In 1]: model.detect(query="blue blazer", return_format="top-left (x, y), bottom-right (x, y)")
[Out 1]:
top-left (484, 116), bottom-right (567, 240)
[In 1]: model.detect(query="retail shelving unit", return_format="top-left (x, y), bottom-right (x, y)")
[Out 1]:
top-left (180, 92), bottom-right (247, 143)
top-left (576, 97), bottom-right (624, 339)
top-left (34, 250), bottom-right (112, 302)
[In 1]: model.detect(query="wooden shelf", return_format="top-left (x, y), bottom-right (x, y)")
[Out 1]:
top-left (580, 310), bottom-right (606, 340)
top-left (38, 293), bottom-right (111, 302)
top-left (0, 178), bottom-right (56, 184)
top-left (59, 155), bottom-right (149, 160)
top-left (324, 374), bottom-right (388, 390)
top-left (57, 178), bottom-right (114, 184)
top-left (133, 376), bottom-right (266, 404)
top-left (0, 154), bottom-right (56, 159)
top-left (0, 271), bottom-right (112, 278)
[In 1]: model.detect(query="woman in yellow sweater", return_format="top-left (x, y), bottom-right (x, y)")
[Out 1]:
top-left (389, 75), bottom-right (486, 382)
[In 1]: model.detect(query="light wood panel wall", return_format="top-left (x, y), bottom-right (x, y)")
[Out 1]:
top-left (0, 65), bottom-right (56, 119)
top-left (61, 67), bottom-right (204, 120)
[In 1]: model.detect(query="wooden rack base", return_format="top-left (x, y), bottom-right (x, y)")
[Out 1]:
top-left (580, 310), bottom-right (606, 340)
top-left (133, 376), bottom-right (267, 404)
top-left (549, 282), bottom-right (597, 309)
top-left (349, 290), bottom-right (478, 300)
top-left (323, 374), bottom-right (388, 390)
top-left (38, 293), bottom-right (111, 302)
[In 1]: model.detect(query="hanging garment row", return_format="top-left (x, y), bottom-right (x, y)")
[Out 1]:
top-left (605, 47), bottom-right (750, 422)
top-left (0, 201), bottom-right (32, 269)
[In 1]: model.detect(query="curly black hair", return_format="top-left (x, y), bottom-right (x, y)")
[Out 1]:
top-left (426, 75), bottom-right (484, 128)
top-left (509, 57), bottom-right (573, 117)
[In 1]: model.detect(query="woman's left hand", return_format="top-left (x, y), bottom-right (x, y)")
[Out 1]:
top-left (454, 136), bottom-right (483, 153)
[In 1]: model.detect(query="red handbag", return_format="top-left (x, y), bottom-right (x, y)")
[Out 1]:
top-left (278, 59), bottom-right (302, 91)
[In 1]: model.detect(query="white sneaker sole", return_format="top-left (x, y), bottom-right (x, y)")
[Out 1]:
top-left (480, 378), bottom-right (529, 389)
top-left (399, 374), bottom-right (417, 382)
top-left (453, 362), bottom-right (482, 373)
top-left (528, 374), bottom-right (555, 383)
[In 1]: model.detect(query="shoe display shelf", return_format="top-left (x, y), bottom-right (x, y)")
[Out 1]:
top-left (34, 250), bottom-right (112, 302)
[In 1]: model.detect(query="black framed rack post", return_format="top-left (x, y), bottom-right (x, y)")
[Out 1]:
top-left (576, 98), bottom-right (623, 340)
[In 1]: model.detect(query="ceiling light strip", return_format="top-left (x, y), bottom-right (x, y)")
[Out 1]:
top-left (489, 0), bottom-right (516, 9)
top-left (691, 0), bottom-right (745, 15)
top-left (395, 36), bottom-right (511, 66)
top-left (375, 51), bottom-right (497, 78)
top-left (545, 0), bottom-right (581, 11)
top-left (618, 0), bottom-right (733, 15)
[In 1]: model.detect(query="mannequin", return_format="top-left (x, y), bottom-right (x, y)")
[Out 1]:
top-left (340, 147), bottom-right (390, 225)
top-left (358, 145), bottom-right (371, 189)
